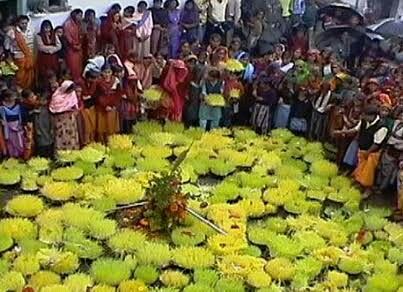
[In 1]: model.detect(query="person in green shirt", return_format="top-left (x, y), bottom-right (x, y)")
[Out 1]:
top-left (0, 51), bottom-right (19, 86)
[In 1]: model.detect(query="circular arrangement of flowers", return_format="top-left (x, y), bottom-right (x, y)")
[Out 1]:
top-left (0, 121), bottom-right (401, 291)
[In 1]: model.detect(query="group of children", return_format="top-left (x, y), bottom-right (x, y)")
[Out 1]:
top-left (0, 2), bottom-right (403, 217)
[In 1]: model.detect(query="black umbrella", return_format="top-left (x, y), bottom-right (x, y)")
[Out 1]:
top-left (318, 3), bottom-right (364, 26)
top-left (315, 25), bottom-right (383, 50)
top-left (368, 18), bottom-right (403, 38)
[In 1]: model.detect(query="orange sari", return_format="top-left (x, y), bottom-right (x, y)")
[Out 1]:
top-left (14, 30), bottom-right (34, 89)
top-left (353, 150), bottom-right (381, 188)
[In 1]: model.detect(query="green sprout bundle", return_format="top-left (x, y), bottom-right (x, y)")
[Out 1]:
top-left (0, 123), bottom-right (401, 291)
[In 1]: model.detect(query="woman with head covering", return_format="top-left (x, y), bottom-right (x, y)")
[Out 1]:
top-left (49, 80), bottom-right (80, 150)
top-left (161, 59), bottom-right (189, 121)
top-left (64, 9), bottom-right (84, 83)
top-left (36, 20), bottom-right (62, 82)
top-left (94, 64), bottom-right (122, 143)
top-left (132, 1), bottom-right (154, 58)
top-left (82, 9), bottom-right (100, 60)
top-left (100, 5), bottom-right (122, 56)
top-left (120, 6), bottom-right (137, 61)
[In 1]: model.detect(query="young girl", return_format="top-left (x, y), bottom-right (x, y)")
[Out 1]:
top-left (199, 68), bottom-right (224, 130)
top-left (94, 64), bottom-right (122, 143)
top-left (289, 86), bottom-right (312, 136)
top-left (250, 76), bottom-right (279, 134)
top-left (80, 70), bottom-right (98, 145)
top-left (0, 89), bottom-right (27, 158)
top-left (49, 80), bottom-right (80, 151)
top-left (223, 70), bottom-right (244, 127)
top-left (114, 65), bottom-right (138, 134)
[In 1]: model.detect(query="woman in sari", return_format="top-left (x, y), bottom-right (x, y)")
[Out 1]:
top-left (100, 6), bottom-right (122, 56)
top-left (94, 64), bottom-right (122, 143)
top-left (120, 6), bottom-right (137, 61)
top-left (82, 9), bottom-right (100, 60)
top-left (49, 80), bottom-right (80, 151)
top-left (0, 90), bottom-right (28, 158)
top-left (133, 1), bottom-right (153, 59)
top-left (165, 0), bottom-right (181, 58)
top-left (180, 0), bottom-right (199, 43)
top-left (64, 9), bottom-right (84, 83)
top-left (36, 20), bottom-right (62, 82)
top-left (161, 59), bottom-right (189, 121)
top-left (8, 15), bottom-right (35, 89)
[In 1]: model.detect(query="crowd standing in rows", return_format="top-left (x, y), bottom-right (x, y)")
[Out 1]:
top-left (0, 0), bottom-right (402, 219)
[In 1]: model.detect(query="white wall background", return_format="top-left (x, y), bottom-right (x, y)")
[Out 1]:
top-left (30, 0), bottom-right (185, 31)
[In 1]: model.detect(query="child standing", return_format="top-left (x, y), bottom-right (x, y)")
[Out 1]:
top-left (250, 76), bottom-right (279, 134)
top-left (0, 90), bottom-right (27, 158)
top-left (223, 70), bottom-right (244, 127)
top-left (199, 68), bottom-right (224, 130)
top-left (94, 64), bottom-right (122, 143)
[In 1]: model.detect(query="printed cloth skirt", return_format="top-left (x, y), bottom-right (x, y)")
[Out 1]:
top-left (53, 111), bottom-right (80, 151)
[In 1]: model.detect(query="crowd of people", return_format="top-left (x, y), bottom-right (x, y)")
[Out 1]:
top-left (0, 0), bottom-right (402, 217)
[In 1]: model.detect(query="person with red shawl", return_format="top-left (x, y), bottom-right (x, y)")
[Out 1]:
top-left (100, 5), bottom-right (122, 57)
top-left (288, 26), bottom-right (309, 57)
top-left (79, 70), bottom-right (98, 145)
top-left (6, 15), bottom-right (35, 89)
top-left (161, 59), bottom-right (189, 121)
top-left (82, 9), bottom-right (100, 60)
top-left (64, 9), bottom-right (84, 83)
top-left (120, 6), bottom-right (137, 61)
top-left (36, 20), bottom-right (62, 82)
top-left (94, 64), bottom-right (122, 143)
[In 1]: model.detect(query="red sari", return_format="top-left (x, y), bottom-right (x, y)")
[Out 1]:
top-left (36, 32), bottom-right (61, 78)
top-left (82, 20), bottom-right (99, 60)
top-left (119, 18), bottom-right (136, 61)
top-left (64, 18), bottom-right (83, 83)
top-left (100, 13), bottom-right (122, 56)
top-left (161, 60), bottom-right (189, 121)
top-left (94, 77), bottom-right (121, 143)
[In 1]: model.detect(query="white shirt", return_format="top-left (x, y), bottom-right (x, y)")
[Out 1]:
top-left (209, 0), bottom-right (229, 23)
top-left (226, 0), bottom-right (241, 24)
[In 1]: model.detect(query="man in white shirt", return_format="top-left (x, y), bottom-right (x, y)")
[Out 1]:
top-left (206, 0), bottom-right (228, 41)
